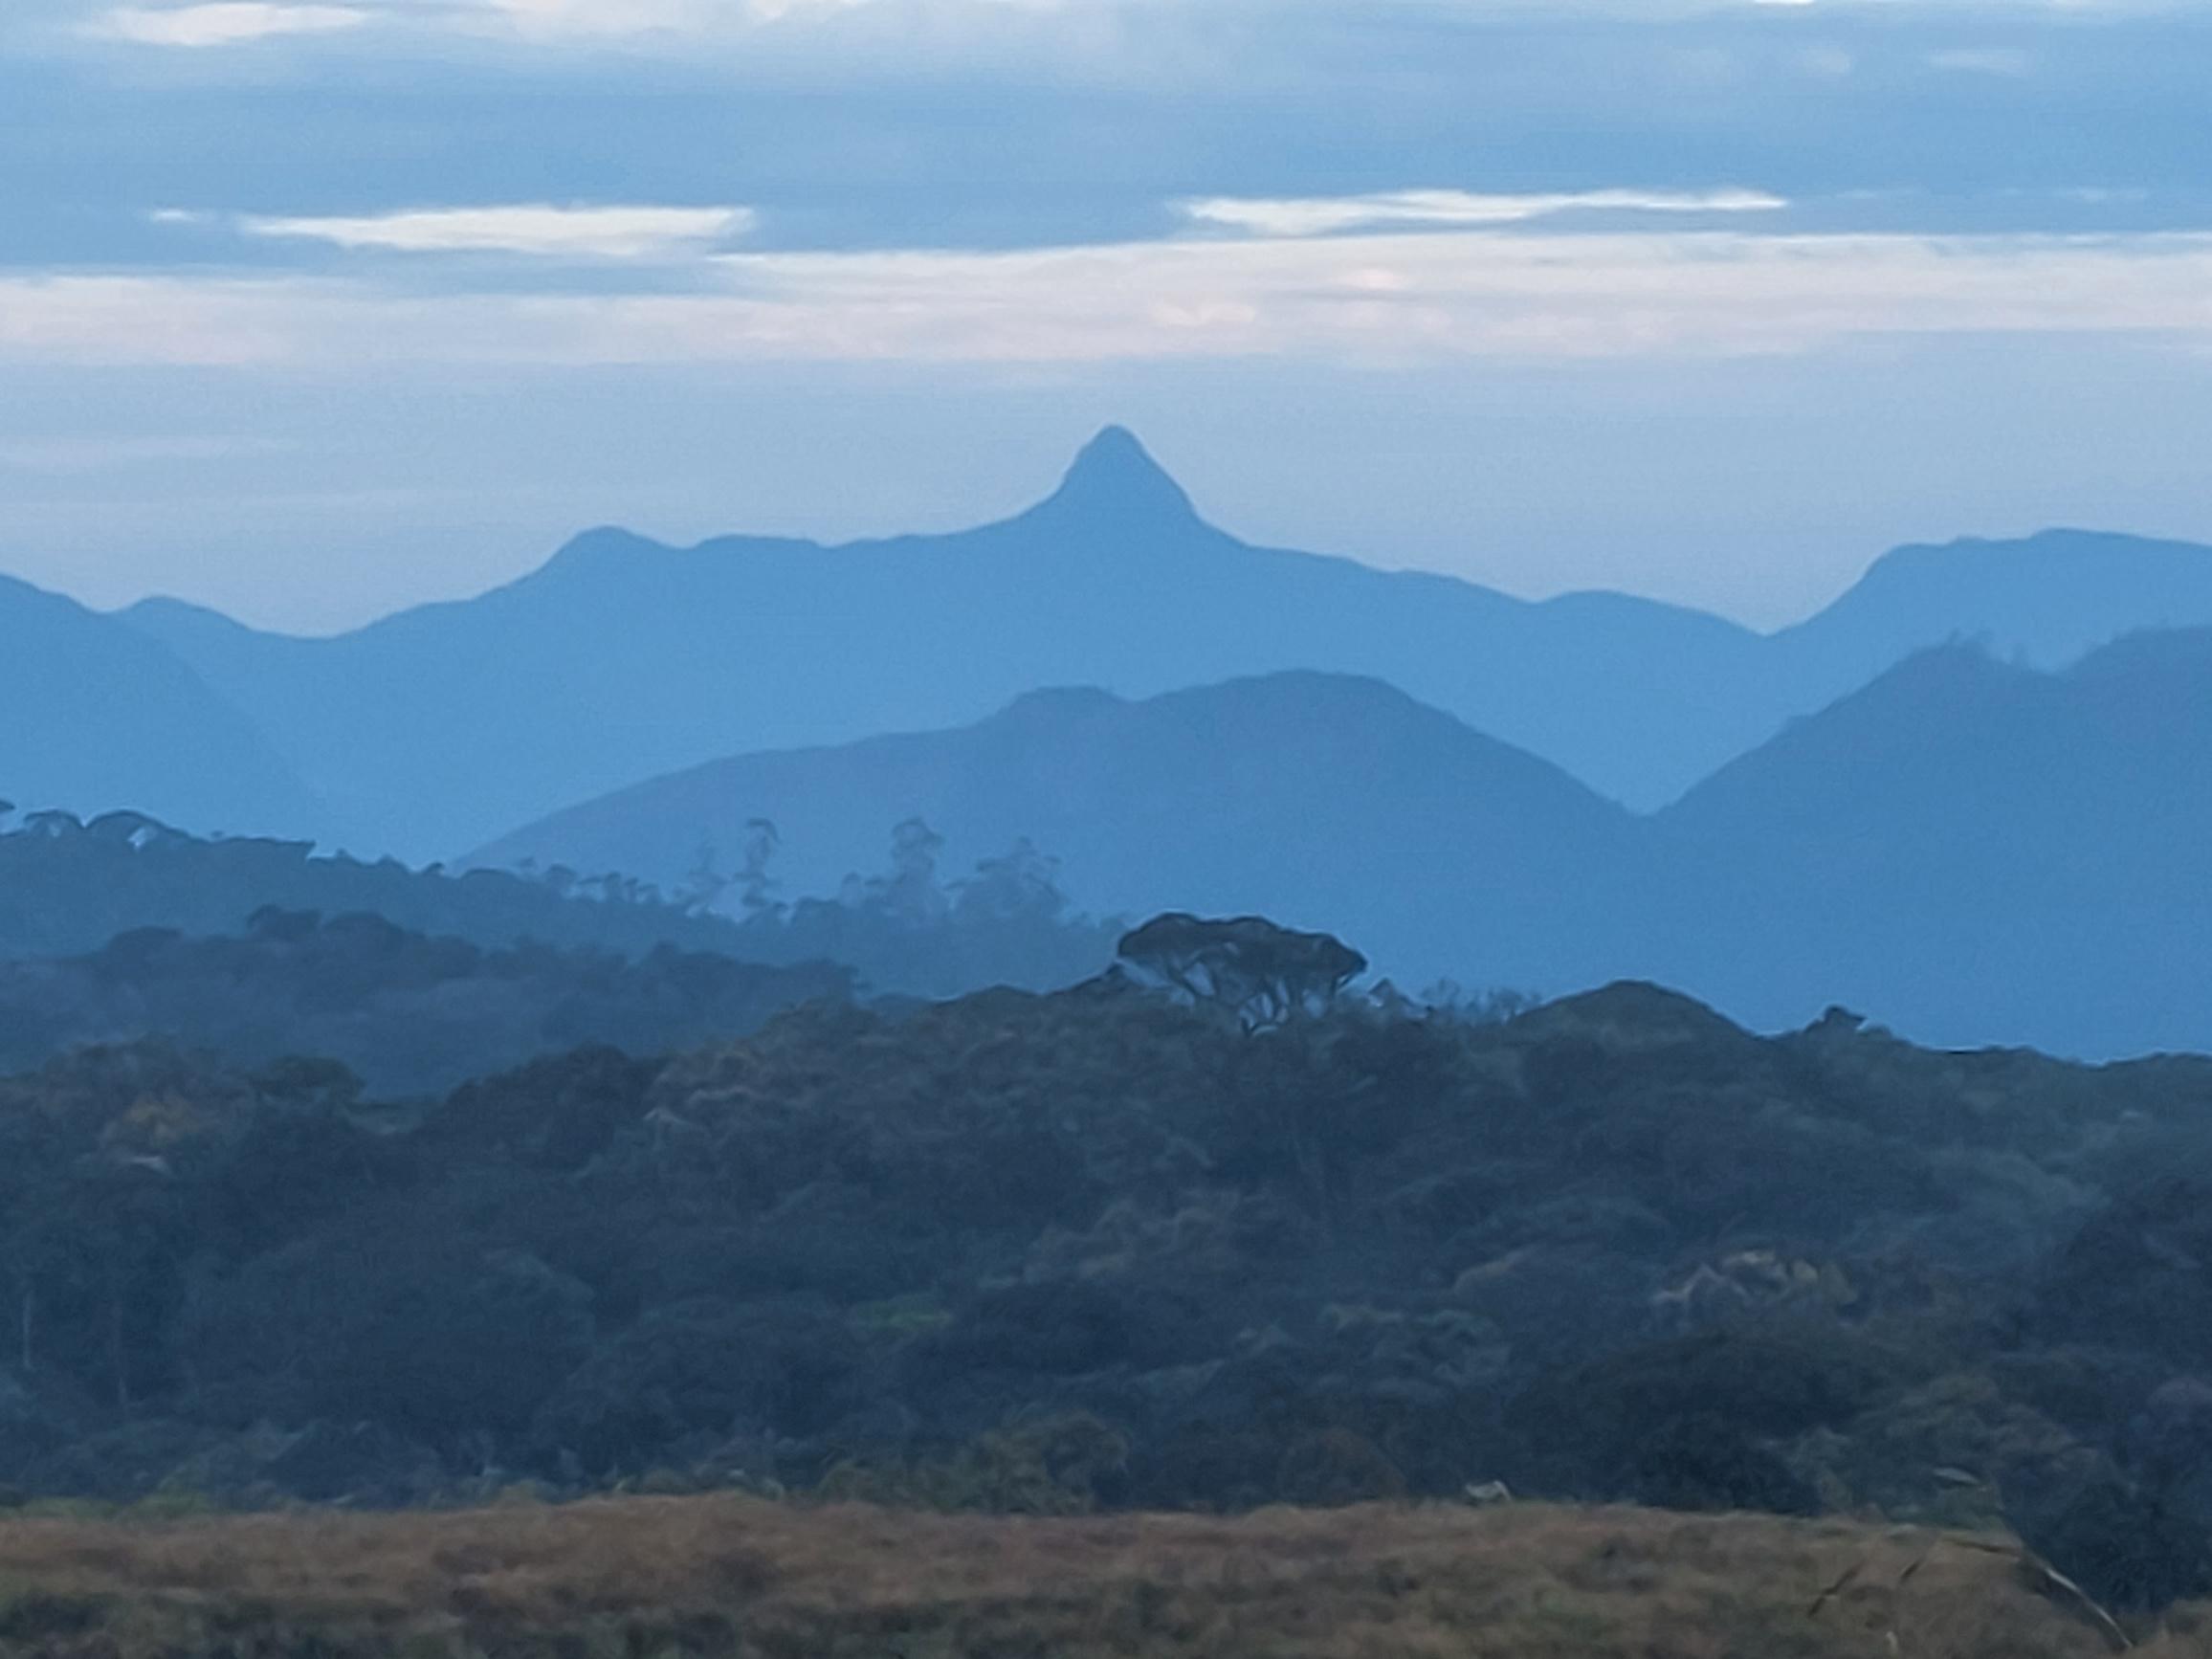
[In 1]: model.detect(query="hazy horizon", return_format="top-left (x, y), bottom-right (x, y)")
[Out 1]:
top-left (7, 1), bottom-right (2212, 632)
top-left (11, 412), bottom-right (2212, 641)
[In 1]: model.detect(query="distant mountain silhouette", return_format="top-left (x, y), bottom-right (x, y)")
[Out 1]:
top-left (120, 429), bottom-right (1738, 857)
top-left (0, 575), bottom-right (321, 837)
top-left (90, 427), bottom-right (2212, 865)
top-left (1777, 528), bottom-right (2212, 680)
top-left (476, 671), bottom-right (1636, 992)
top-left (480, 637), bottom-right (2212, 1058)
top-left (1642, 628), bottom-right (2212, 1056)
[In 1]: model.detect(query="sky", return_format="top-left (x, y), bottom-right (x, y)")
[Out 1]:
top-left (4, 0), bottom-right (2212, 632)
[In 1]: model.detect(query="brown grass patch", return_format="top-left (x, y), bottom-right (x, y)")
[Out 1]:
top-left (0, 1495), bottom-right (2201, 1657)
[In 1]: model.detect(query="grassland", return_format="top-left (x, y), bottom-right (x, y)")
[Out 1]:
top-left (0, 1495), bottom-right (2203, 1658)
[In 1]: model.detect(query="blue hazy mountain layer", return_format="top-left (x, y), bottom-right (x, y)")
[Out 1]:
top-left (0, 574), bottom-right (322, 839)
top-left (1647, 629), bottom-right (2212, 1059)
top-left (476, 637), bottom-right (2212, 1061)
top-left (115, 429), bottom-right (2212, 863)
top-left (474, 671), bottom-right (1640, 997)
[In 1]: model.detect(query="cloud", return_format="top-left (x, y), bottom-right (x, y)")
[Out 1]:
top-left (1179, 188), bottom-right (1790, 238)
top-left (451, 0), bottom-right (961, 38)
top-left (232, 204), bottom-right (758, 258)
top-left (93, 3), bottom-right (370, 46)
top-left (10, 229), bottom-right (2212, 370)
top-left (459, 0), bottom-right (721, 36)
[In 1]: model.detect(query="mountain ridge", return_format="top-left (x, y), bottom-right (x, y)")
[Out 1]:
top-left (114, 431), bottom-right (1755, 856)
top-left (0, 574), bottom-right (323, 840)
top-left (59, 426), bottom-right (2212, 866)
top-left (474, 667), bottom-right (1633, 999)
top-left (476, 634), bottom-right (2212, 1057)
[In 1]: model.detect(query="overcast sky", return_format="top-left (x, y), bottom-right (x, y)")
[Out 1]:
top-left (5, 0), bottom-right (2212, 631)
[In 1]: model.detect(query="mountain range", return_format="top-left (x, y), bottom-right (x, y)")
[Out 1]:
top-left (81, 427), bottom-right (2212, 859)
top-left (0, 574), bottom-right (320, 838)
top-left (12, 425), bottom-right (2212, 1054)
top-left (480, 636), bottom-right (2212, 1058)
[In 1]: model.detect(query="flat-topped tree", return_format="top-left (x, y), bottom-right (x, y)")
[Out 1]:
top-left (1117, 913), bottom-right (1366, 1030)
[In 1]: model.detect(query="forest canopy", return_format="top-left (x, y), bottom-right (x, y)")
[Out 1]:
top-left (3, 935), bottom-right (2211, 1610)
top-left (0, 808), bottom-right (1121, 1014)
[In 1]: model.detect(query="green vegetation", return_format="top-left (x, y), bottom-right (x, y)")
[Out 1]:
top-left (0, 808), bottom-right (750, 962)
top-left (0, 812), bottom-right (1121, 1088)
top-left (0, 911), bottom-right (852, 1096)
top-left (0, 808), bottom-right (1118, 997)
top-left (4, 912), bottom-right (2212, 1613)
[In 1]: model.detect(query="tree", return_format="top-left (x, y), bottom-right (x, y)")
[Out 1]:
top-left (675, 840), bottom-right (731, 917)
top-left (954, 839), bottom-right (1068, 923)
top-left (185, 1234), bottom-right (596, 1444)
top-left (9, 1163), bottom-right (188, 1411)
top-left (864, 818), bottom-right (949, 923)
top-left (1117, 914), bottom-right (1366, 1031)
top-left (738, 818), bottom-right (784, 920)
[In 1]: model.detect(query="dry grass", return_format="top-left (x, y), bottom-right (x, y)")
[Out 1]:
top-left (0, 1494), bottom-right (2204, 1658)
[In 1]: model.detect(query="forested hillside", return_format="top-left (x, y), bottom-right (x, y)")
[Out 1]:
top-left (0, 810), bottom-right (1120, 1008)
top-left (6, 919), bottom-right (2211, 1611)
top-left (473, 672), bottom-right (1632, 994)
top-left (0, 915), bottom-right (853, 1096)
top-left (0, 810), bottom-right (749, 962)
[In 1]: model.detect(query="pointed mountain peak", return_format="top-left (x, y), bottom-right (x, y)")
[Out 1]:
top-left (1031, 426), bottom-right (1203, 533)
